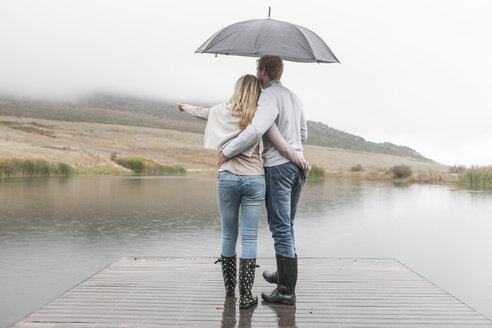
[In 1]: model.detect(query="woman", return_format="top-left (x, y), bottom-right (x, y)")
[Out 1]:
top-left (178, 74), bottom-right (310, 309)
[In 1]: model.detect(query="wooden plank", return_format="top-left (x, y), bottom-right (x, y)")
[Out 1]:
top-left (10, 257), bottom-right (492, 327)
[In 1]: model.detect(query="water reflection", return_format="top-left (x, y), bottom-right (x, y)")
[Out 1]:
top-left (262, 302), bottom-right (296, 328)
top-left (0, 176), bottom-right (221, 245)
top-left (221, 296), bottom-right (236, 328)
top-left (238, 305), bottom-right (256, 328)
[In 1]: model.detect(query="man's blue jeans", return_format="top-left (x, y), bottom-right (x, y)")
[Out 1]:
top-left (217, 171), bottom-right (266, 259)
top-left (265, 162), bottom-right (306, 258)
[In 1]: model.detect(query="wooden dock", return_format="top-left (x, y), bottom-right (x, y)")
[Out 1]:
top-left (11, 257), bottom-right (492, 327)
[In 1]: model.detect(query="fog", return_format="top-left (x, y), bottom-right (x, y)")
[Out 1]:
top-left (1, 0), bottom-right (491, 165)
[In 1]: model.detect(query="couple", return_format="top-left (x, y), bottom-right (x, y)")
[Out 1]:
top-left (178, 55), bottom-right (310, 309)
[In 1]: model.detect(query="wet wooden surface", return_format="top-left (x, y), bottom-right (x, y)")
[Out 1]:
top-left (11, 257), bottom-right (492, 327)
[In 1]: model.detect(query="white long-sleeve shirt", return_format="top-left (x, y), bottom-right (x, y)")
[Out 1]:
top-left (221, 81), bottom-right (307, 167)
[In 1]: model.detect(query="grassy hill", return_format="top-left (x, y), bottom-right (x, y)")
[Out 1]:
top-left (0, 93), bottom-right (431, 161)
top-left (306, 121), bottom-right (429, 160)
top-left (0, 94), bottom-right (205, 134)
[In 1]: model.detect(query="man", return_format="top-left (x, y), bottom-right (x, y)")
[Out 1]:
top-left (218, 55), bottom-right (307, 305)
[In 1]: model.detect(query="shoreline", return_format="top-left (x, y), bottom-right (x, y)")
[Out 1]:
top-left (0, 161), bottom-right (458, 185)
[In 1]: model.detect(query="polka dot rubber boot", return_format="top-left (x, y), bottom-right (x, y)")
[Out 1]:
top-left (217, 255), bottom-right (236, 296)
top-left (239, 258), bottom-right (258, 309)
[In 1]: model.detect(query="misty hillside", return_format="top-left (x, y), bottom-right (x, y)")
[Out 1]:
top-left (0, 93), bottom-right (431, 161)
top-left (306, 121), bottom-right (429, 160)
top-left (0, 94), bottom-right (206, 134)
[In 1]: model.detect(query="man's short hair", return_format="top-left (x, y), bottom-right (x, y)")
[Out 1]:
top-left (257, 56), bottom-right (284, 80)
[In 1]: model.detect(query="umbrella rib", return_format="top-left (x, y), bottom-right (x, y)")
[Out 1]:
top-left (228, 29), bottom-right (245, 56)
top-left (218, 21), bottom-right (253, 56)
top-left (252, 19), bottom-right (268, 56)
top-left (295, 24), bottom-right (340, 63)
top-left (293, 25), bottom-right (317, 61)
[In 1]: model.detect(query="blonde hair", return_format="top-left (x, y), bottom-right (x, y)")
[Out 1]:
top-left (229, 74), bottom-right (262, 130)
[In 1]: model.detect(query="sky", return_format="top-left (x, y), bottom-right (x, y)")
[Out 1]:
top-left (0, 0), bottom-right (491, 166)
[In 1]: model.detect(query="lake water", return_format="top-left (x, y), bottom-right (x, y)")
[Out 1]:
top-left (1, 176), bottom-right (491, 327)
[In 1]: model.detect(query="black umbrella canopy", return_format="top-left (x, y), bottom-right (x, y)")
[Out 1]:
top-left (196, 18), bottom-right (340, 64)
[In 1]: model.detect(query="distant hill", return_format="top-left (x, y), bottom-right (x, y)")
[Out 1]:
top-left (306, 121), bottom-right (430, 161)
top-left (0, 94), bottom-right (205, 134)
top-left (0, 93), bottom-right (431, 161)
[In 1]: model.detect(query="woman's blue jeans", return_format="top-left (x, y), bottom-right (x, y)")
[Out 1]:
top-left (217, 170), bottom-right (266, 259)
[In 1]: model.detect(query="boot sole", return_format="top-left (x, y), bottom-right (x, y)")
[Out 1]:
top-left (261, 299), bottom-right (296, 305)
top-left (239, 300), bottom-right (258, 309)
top-left (261, 293), bottom-right (296, 305)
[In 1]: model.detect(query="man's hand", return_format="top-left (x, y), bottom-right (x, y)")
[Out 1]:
top-left (218, 151), bottom-right (229, 167)
top-left (304, 162), bottom-right (312, 177)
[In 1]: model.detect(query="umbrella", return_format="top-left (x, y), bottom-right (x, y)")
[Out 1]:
top-left (195, 15), bottom-right (339, 64)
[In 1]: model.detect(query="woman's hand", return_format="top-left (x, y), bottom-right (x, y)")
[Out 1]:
top-left (177, 103), bottom-right (184, 112)
top-left (177, 104), bottom-right (209, 120)
top-left (218, 151), bottom-right (229, 167)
